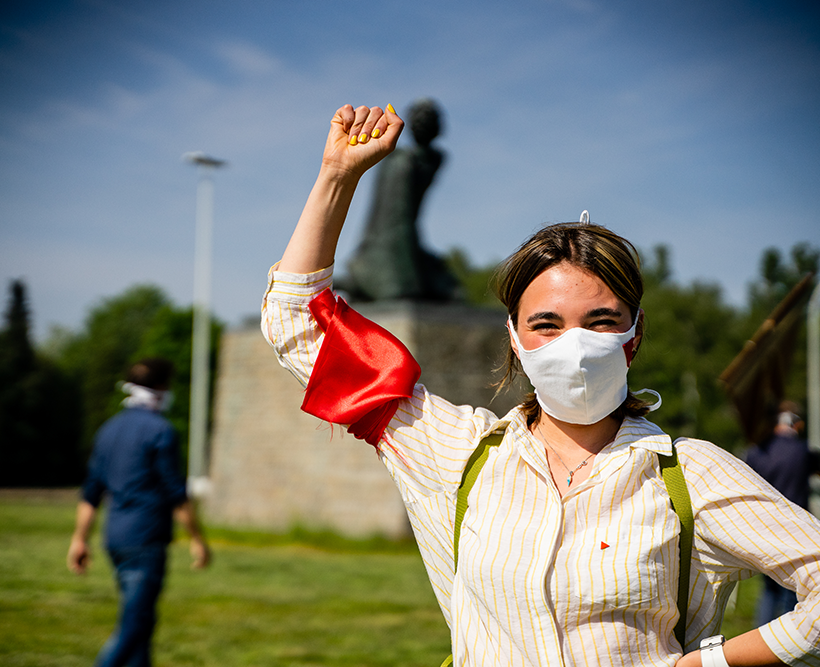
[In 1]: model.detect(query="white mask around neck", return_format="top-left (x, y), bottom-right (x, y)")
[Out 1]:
top-left (509, 318), bottom-right (638, 425)
top-left (121, 382), bottom-right (174, 413)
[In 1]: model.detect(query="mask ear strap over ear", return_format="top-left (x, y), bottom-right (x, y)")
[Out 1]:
top-left (632, 308), bottom-right (644, 354)
top-left (506, 316), bottom-right (517, 338)
top-left (507, 317), bottom-right (522, 356)
top-left (634, 388), bottom-right (662, 412)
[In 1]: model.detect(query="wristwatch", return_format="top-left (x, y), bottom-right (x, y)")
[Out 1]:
top-left (700, 635), bottom-right (729, 667)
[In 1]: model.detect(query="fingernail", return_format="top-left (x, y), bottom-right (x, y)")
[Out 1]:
top-left (349, 135), bottom-right (358, 146)
top-left (372, 128), bottom-right (381, 138)
top-left (359, 132), bottom-right (369, 144)
top-left (387, 103), bottom-right (396, 114)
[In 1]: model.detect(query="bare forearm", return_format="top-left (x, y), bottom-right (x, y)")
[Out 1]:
top-left (278, 166), bottom-right (360, 274)
top-left (676, 630), bottom-right (784, 666)
top-left (174, 499), bottom-right (204, 540)
top-left (67, 500), bottom-right (97, 574)
top-left (723, 631), bottom-right (783, 667)
top-left (277, 103), bottom-right (403, 275)
top-left (72, 500), bottom-right (96, 540)
top-left (174, 499), bottom-right (210, 568)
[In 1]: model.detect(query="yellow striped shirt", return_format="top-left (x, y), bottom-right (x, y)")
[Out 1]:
top-left (262, 264), bottom-right (820, 666)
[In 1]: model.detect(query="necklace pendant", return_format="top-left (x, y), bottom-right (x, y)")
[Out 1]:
top-left (566, 473), bottom-right (573, 487)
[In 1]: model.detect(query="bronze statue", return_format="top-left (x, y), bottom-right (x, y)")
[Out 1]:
top-left (339, 99), bottom-right (461, 302)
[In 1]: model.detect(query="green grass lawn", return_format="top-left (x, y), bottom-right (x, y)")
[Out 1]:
top-left (0, 490), bottom-right (759, 666)
top-left (0, 491), bottom-right (450, 666)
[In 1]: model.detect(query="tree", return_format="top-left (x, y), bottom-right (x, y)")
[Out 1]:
top-left (445, 248), bottom-right (503, 308)
top-left (0, 280), bottom-right (83, 486)
top-left (0, 281), bottom-right (35, 379)
top-left (48, 285), bottom-right (223, 472)
top-left (134, 306), bottom-right (223, 469)
top-left (748, 243), bottom-right (819, 318)
top-left (52, 285), bottom-right (171, 458)
top-left (630, 249), bottom-right (748, 451)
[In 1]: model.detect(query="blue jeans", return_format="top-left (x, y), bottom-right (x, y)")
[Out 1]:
top-left (95, 544), bottom-right (167, 667)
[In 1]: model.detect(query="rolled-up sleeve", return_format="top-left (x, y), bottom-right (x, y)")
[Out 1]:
top-left (261, 263), bottom-right (334, 387)
top-left (680, 438), bottom-right (820, 665)
top-left (259, 261), bottom-right (495, 499)
top-left (81, 444), bottom-right (106, 508)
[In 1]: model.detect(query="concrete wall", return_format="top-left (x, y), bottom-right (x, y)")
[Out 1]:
top-left (205, 301), bottom-right (521, 538)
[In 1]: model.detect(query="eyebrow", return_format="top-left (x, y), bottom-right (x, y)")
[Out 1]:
top-left (526, 311), bottom-right (561, 324)
top-left (586, 307), bottom-right (623, 319)
top-left (526, 307), bottom-right (623, 325)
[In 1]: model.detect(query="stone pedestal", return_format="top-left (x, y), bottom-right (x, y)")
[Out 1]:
top-left (205, 301), bottom-right (521, 538)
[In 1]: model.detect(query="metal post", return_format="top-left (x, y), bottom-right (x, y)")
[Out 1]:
top-left (183, 152), bottom-right (226, 498)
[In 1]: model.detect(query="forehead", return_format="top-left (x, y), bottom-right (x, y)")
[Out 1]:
top-left (518, 262), bottom-right (624, 318)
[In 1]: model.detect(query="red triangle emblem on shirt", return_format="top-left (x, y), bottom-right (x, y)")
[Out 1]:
top-left (601, 541), bottom-right (610, 550)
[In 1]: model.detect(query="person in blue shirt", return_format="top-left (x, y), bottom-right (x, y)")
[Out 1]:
top-left (746, 401), bottom-right (819, 626)
top-left (67, 358), bottom-right (210, 667)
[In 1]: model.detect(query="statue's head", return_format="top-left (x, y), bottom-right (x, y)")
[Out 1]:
top-left (408, 98), bottom-right (443, 147)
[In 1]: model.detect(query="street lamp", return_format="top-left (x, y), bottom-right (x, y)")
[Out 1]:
top-left (183, 151), bottom-right (227, 498)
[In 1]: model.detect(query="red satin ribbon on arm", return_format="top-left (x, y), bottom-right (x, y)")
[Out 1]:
top-left (302, 289), bottom-right (421, 446)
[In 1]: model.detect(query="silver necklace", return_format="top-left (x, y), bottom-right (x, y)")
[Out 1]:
top-left (538, 423), bottom-right (597, 488)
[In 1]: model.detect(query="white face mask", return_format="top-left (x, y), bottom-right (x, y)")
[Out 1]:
top-left (509, 319), bottom-right (638, 425)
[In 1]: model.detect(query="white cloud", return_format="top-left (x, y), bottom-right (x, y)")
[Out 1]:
top-left (216, 41), bottom-right (282, 77)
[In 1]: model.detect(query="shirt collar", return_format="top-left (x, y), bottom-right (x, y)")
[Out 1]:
top-left (612, 416), bottom-right (673, 455)
top-left (491, 410), bottom-right (672, 455)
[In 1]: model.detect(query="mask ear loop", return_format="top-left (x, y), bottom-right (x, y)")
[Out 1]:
top-left (633, 388), bottom-right (662, 412)
top-left (506, 317), bottom-right (518, 341)
top-left (580, 210), bottom-right (590, 224)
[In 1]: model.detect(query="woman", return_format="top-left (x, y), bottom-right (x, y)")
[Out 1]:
top-left (262, 104), bottom-right (820, 666)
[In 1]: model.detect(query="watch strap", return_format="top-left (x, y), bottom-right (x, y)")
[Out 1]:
top-left (700, 635), bottom-right (729, 667)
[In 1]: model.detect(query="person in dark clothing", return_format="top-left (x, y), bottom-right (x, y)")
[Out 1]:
top-left (67, 358), bottom-right (210, 667)
top-left (746, 402), bottom-right (819, 625)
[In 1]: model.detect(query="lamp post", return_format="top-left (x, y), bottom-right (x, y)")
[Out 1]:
top-left (183, 151), bottom-right (227, 498)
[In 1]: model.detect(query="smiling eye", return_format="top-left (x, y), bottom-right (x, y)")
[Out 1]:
top-left (589, 318), bottom-right (620, 330)
top-left (531, 321), bottom-right (560, 331)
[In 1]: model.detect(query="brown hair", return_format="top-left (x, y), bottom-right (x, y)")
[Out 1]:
top-left (492, 221), bottom-right (650, 424)
top-left (127, 358), bottom-right (174, 390)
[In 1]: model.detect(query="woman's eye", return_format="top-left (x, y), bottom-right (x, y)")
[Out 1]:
top-left (590, 320), bottom-right (620, 330)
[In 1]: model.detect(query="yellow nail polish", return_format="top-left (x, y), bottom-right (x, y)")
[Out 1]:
top-left (387, 103), bottom-right (396, 114)
top-left (359, 132), bottom-right (368, 143)
top-left (349, 135), bottom-right (357, 146)
top-left (372, 128), bottom-right (381, 138)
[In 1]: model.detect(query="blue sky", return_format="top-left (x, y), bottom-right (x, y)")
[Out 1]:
top-left (1, 0), bottom-right (819, 341)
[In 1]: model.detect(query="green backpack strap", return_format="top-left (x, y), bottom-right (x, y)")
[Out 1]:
top-left (445, 429), bottom-right (694, 664)
top-left (453, 429), bottom-right (506, 570)
top-left (441, 429), bottom-right (505, 667)
top-left (659, 445), bottom-right (694, 649)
